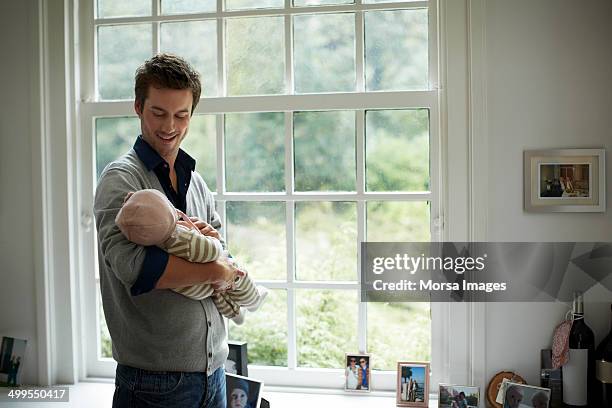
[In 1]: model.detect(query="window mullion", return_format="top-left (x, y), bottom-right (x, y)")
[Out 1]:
top-left (355, 9), bottom-right (365, 92)
top-left (217, 0), bottom-right (226, 96)
top-left (152, 0), bottom-right (159, 54)
top-left (216, 114), bottom-right (226, 195)
top-left (356, 110), bottom-right (365, 194)
top-left (284, 7), bottom-right (293, 94)
top-left (357, 200), bottom-right (367, 354)
top-left (286, 201), bottom-right (297, 370)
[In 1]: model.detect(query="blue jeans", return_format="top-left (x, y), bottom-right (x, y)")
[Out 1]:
top-left (113, 364), bottom-right (226, 408)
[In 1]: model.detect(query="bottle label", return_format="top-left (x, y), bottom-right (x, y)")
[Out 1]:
top-left (562, 349), bottom-right (588, 405)
top-left (596, 360), bottom-right (612, 384)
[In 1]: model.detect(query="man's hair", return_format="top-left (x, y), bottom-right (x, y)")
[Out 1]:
top-left (134, 53), bottom-right (201, 114)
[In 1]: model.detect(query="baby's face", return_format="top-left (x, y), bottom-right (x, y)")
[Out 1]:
top-left (505, 387), bottom-right (522, 408)
top-left (532, 396), bottom-right (547, 408)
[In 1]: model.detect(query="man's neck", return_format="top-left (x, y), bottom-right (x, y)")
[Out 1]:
top-left (163, 154), bottom-right (178, 192)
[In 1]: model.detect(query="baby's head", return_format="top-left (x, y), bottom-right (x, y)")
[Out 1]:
top-left (504, 386), bottom-right (523, 408)
top-left (115, 189), bottom-right (177, 246)
top-left (531, 392), bottom-right (548, 408)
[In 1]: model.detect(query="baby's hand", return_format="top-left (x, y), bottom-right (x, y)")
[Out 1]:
top-left (188, 217), bottom-right (221, 240)
top-left (122, 191), bottom-right (135, 205)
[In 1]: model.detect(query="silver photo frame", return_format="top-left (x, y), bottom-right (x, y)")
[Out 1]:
top-left (524, 149), bottom-right (605, 212)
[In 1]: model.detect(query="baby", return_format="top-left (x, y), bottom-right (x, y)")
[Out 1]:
top-left (531, 392), bottom-right (548, 408)
top-left (503, 385), bottom-right (523, 408)
top-left (115, 189), bottom-right (266, 324)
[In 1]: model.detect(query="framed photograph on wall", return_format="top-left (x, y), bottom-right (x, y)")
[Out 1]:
top-left (226, 340), bottom-right (248, 377)
top-left (524, 149), bottom-right (606, 212)
top-left (396, 361), bottom-right (430, 407)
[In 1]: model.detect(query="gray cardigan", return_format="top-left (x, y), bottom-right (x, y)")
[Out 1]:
top-left (94, 149), bottom-right (228, 373)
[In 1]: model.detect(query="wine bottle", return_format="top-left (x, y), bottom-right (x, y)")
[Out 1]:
top-left (595, 304), bottom-right (612, 407)
top-left (562, 292), bottom-right (595, 407)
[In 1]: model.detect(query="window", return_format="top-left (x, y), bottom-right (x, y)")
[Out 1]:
top-left (80, 0), bottom-right (441, 390)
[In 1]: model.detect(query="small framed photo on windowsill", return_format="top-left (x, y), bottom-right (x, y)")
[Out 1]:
top-left (439, 384), bottom-right (480, 408)
top-left (524, 149), bottom-right (606, 212)
top-left (345, 353), bottom-right (371, 392)
top-left (226, 340), bottom-right (248, 377)
top-left (396, 361), bottom-right (430, 407)
top-left (226, 372), bottom-right (263, 408)
top-left (0, 336), bottom-right (28, 387)
top-left (502, 382), bottom-right (550, 408)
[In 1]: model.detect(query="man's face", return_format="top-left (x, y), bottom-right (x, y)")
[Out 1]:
top-left (135, 86), bottom-right (193, 163)
top-left (349, 358), bottom-right (356, 366)
top-left (230, 388), bottom-right (248, 408)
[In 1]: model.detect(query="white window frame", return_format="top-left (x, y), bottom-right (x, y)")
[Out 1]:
top-left (28, 0), bottom-right (486, 395)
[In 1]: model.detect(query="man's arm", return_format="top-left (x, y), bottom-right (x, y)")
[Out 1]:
top-left (155, 254), bottom-right (236, 289)
top-left (95, 167), bottom-right (237, 292)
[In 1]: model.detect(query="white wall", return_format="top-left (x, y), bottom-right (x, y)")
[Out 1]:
top-left (484, 0), bottom-right (612, 384)
top-left (0, 0), bottom-right (39, 386)
top-left (0, 0), bottom-right (611, 390)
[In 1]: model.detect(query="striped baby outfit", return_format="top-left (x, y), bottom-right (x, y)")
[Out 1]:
top-left (162, 224), bottom-right (262, 319)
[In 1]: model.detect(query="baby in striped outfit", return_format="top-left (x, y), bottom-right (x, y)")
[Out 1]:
top-left (115, 189), bottom-right (267, 324)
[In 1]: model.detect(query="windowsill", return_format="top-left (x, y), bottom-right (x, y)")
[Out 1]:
top-left (38, 380), bottom-right (440, 408)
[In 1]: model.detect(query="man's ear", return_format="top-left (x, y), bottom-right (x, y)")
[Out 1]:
top-left (134, 100), bottom-right (143, 117)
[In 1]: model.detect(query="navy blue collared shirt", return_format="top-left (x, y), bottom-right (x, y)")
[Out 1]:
top-left (130, 136), bottom-right (197, 296)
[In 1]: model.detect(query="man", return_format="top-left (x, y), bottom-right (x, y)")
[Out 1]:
top-left (345, 357), bottom-right (358, 390)
top-left (94, 54), bottom-right (238, 408)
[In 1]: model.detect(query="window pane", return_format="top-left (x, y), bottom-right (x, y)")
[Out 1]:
top-left (226, 17), bottom-right (285, 95)
top-left (293, 0), bottom-right (353, 5)
top-left (226, 202), bottom-right (287, 281)
top-left (95, 117), bottom-right (140, 178)
top-left (97, 0), bottom-right (150, 18)
top-left (97, 24), bottom-right (152, 100)
top-left (225, 113), bottom-right (285, 192)
top-left (365, 9), bottom-right (428, 91)
top-left (180, 115), bottom-right (217, 191)
top-left (295, 202), bottom-right (357, 281)
top-left (297, 289), bottom-right (358, 368)
top-left (365, 109), bottom-right (429, 192)
top-left (294, 111), bottom-right (355, 192)
top-left (293, 13), bottom-right (355, 93)
top-left (226, 0), bottom-right (284, 10)
top-left (161, 21), bottom-right (218, 97)
top-left (229, 289), bottom-right (288, 366)
top-left (367, 201), bottom-right (430, 242)
top-left (161, 0), bottom-right (216, 14)
top-left (367, 302), bottom-right (431, 370)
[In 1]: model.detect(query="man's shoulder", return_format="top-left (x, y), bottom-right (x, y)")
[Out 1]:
top-left (95, 150), bottom-right (148, 204)
top-left (100, 149), bottom-right (143, 178)
top-left (189, 171), bottom-right (214, 196)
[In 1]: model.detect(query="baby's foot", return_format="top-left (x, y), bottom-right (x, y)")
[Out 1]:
top-left (245, 286), bottom-right (268, 312)
top-left (231, 309), bottom-right (245, 325)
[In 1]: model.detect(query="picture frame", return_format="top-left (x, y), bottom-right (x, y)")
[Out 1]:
top-left (226, 340), bottom-right (248, 377)
top-left (502, 382), bottom-right (551, 408)
top-left (225, 372), bottom-right (263, 408)
top-left (524, 149), bottom-right (606, 212)
top-left (0, 336), bottom-right (28, 387)
top-left (344, 353), bottom-right (371, 392)
top-left (396, 361), bottom-right (430, 407)
top-left (439, 384), bottom-right (480, 408)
